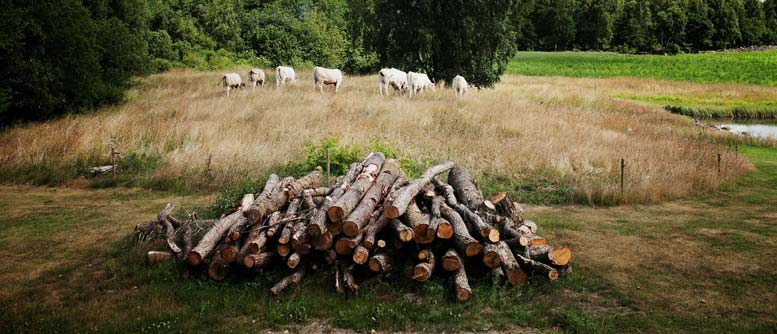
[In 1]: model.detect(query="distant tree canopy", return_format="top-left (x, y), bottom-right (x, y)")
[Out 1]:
top-left (2, 0), bottom-right (777, 124)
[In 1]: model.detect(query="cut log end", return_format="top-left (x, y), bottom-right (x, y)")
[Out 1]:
top-left (506, 268), bottom-right (528, 286)
top-left (186, 252), bottom-right (202, 266)
top-left (482, 250), bottom-right (502, 269)
top-left (549, 247), bottom-right (573, 266)
top-left (353, 246), bottom-right (369, 264)
top-left (342, 221), bottom-right (359, 237)
top-left (327, 206), bottom-right (346, 223)
top-left (385, 206), bottom-right (400, 219)
top-left (306, 224), bottom-right (322, 238)
top-left (487, 229), bottom-right (500, 243)
top-left (436, 222), bottom-right (454, 239)
top-left (465, 242), bottom-right (482, 257)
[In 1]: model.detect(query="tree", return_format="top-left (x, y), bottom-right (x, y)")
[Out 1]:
top-left (654, 0), bottom-right (688, 53)
top-left (533, 0), bottom-right (577, 51)
top-left (375, 0), bottom-right (516, 87)
top-left (199, 0), bottom-right (244, 51)
top-left (685, 0), bottom-right (716, 50)
top-left (741, 0), bottom-right (767, 46)
top-left (766, 0), bottom-right (777, 44)
top-left (576, 0), bottom-right (615, 50)
top-left (614, 0), bottom-right (657, 52)
top-left (709, 0), bottom-right (743, 49)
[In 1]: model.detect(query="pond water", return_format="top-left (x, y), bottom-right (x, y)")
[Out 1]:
top-left (713, 121), bottom-right (777, 140)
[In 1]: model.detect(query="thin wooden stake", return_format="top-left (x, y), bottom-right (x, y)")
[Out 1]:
top-left (326, 148), bottom-right (331, 185)
top-left (620, 158), bottom-right (625, 196)
top-left (717, 153), bottom-right (721, 176)
top-left (111, 145), bottom-right (117, 179)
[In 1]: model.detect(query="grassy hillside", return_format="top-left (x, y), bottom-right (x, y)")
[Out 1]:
top-left (0, 70), bottom-right (764, 205)
top-left (0, 145), bottom-right (774, 333)
top-left (507, 51), bottom-right (777, 87)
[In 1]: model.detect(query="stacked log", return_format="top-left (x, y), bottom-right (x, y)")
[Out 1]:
top-left (135, 152), bottom-right (573, 301)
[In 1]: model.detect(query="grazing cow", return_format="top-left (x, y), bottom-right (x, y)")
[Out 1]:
top-left (248, 69), bottom-right (266, 90)
top-left (378, 68), bottom-right (408, 96)
top-left (452, 75), bottom-right (468, 97)
top-left (219, 73), bottom-right (244, 97)
top-left (407, 71), bottom-right (435, 97)
top-left (276, 66), bottom-right (296, 87)
top-left (313, 66), bottom-right (343, 93)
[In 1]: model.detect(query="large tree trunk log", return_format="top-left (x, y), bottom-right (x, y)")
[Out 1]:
top-left (243, 251), bottom-right (275, 268)
top-left (343, 159), bottom-right (400, 236)
top-left (221, 242), bottom-right (240, 263)
top-left (157, 203), bottom-right (182, 256)
top-left (495, 241), bottom-right (528, 286)
top-left (187, 210), bottom-right (246, 266)
top-left (514, 253), bottom-right (559, 281)
top-left (328, 153), bottom-right (386, 223)
top-left (287, 252), bottom-right (301, 269)
top-left (271, 268), bottom-right (305, 295)
top-left (334, 233), bottom-right (364, 255)
top-left (547, 247), bottom-right (572, 266)
top-left (407, 201), bottom-right (435, 244)
top-left (454, 265), bottom-right (472, 302)
top-left (447, 166), bottom-right (485, 211)
top-left (489, 192), bottom-right (523, 224)
top-left (442, 249), bottom-right (462, 272)
top-left (147, 251), bottom-right (174, 265)
top-left (368, 253), bottom-right (391, 272)
top-left (482, 242), bottom-right (502, 269)
top-left (208, 250), bottom-right (229, 281)
top-left (352, 245), bottom-right (370, 264)
top-left (413, 249), bottom-right (436, 282)
top-left (308, 162), bottom-right (362, 237)
top-left (245, 171), bottom-right (322, 225)
top-left (440, 201), bottom-right (481, 257)
top-left (385, 161), bottom-right (454, 219)
top-left (433, 179), bottom-right (498, 242)
top-left (389, 218), bottom-right (414, 242)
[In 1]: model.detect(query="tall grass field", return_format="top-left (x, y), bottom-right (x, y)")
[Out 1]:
top-left (0, 69), bottom-right (761, 205)
top-left (508, 51), bottom-right (777, 87)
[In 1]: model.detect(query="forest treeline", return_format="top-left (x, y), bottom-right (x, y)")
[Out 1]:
top-left (2, 0), bottom-right (776, 124)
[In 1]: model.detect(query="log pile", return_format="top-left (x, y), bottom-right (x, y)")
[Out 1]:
top-left (135, 152), bottom-right (573, 301)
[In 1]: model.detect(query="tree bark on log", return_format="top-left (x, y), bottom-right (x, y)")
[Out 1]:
top-left (344, 264), bottom-right (359, 294)
top-left (208, 250), bottom-right (229, 281)
top-left (407, 201), bottom-right (435, 244)
top-left (368, 253), bottom-right (391, 272)
top-left (308, 162), bottom-right (362, 237)
top-left (413, 250), bottom-right (435, 282)
top-left (157, 203), bottom-right (182, 256)
top-left (514, 253), bottom-right (559, 281)
top-left (447, 166), bottom-right (485, 211)
top-left (343, 159), bottom-right (400, 236)
top-left (328, 153), bottom-right (386, 223)
top-left (440, 201), bottom-right (482, 257)
top-left (271, 268), bottom-right (305, 295)
top-left (495, 241), bottom-right (528, 286)
top-left (433, 179), bottom-right (498, 242)
top-left (454, 266), bottom-right (472, 302)
top-left (243, 251), bottom-right (275, 268)
top-left (385, 161), bottom-right (454, 219)
top-left (187, 210), bottom-right (246, 266)
top-left (442, 249), bottom-right (462, 272)
top-left (287, 252), bottom-right (301, 269)
top-left (362, 214), bottom-right (389, 249)
top-left (389, 218), bottom-right (414, 242)
top-left (489, 192), bottom-right (523, 224)
top-left (245, 170), bottom-right (322, 225)
top-left (482, 242), bottom-right (503, 269)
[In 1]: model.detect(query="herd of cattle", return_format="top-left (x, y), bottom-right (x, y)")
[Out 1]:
top-left (218, 66), bottom-right (469, 97)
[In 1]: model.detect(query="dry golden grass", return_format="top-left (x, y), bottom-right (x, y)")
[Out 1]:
top-left (0, 69), bottom-right (762, 203)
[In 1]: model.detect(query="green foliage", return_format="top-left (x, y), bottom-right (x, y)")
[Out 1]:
top-left (665, 105), bottom-right (777, 119)
top-left (375, 0), bottom-right (517, 87)
top-left (508, 51), bottom-right (777, 87)
top-left (0, 0), bottom-right (150, 125)
top-left (554, 307), bottom-right (613, 334)
top-left (301, 137), bottom-right (363, 176)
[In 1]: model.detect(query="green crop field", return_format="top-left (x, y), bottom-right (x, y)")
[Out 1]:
top-left (507, 51), bottom-right (777, 87)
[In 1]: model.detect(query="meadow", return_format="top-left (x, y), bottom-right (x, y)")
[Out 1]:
top-left (507, 51), bottom-right (777, 87)
top-left (0, 145), bottom-right (774, 333)
top-left (0, 69), bottom-right (764, 206)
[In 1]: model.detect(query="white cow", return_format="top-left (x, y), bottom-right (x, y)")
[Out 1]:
top-left (219, 73), bottom-right (244, 97)
top-left (313, 66), bottom-right (343, 93)
top-left (248, 68), bottom-right (266, 90)
top-left (378, 68), bottom-right (407, 96)
top-left (276, 66), bottom-right (296, 87)
top-left (407, 71), bottom-right (435, 97)
top-left (452, 75), bottom-right (468, 97)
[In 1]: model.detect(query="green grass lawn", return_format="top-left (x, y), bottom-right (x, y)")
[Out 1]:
top-left (507, 51), bottom-right (777, 87)
top-left (612, 94), bottom-right (777, 119)
top-left (0, 145), bottom-right (775, 333)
